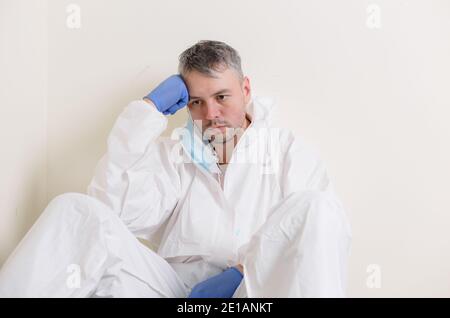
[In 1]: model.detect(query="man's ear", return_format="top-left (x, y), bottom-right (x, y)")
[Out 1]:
top-left (242, 76), bottom-right (251, 103)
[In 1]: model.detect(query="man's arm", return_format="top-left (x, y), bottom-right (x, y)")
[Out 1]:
top-left (143, 97), bottom-right (157, 108)
top-left (280, 133), bottom-right (332, 196)
top-left (87, 99), bottom-right (180, 240)
top-left (235, 264), bottom-right (244, 274)
top-left (87, 75), bottom-right (189, 240)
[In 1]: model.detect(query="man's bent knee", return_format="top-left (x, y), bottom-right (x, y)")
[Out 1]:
top-left (44, 192), bottom-right (114, 222)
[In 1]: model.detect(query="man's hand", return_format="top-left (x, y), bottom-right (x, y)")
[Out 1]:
top-left (143, 74), bottom-right (189, 115)
top-left (188, 267), bottom-right (243, 298)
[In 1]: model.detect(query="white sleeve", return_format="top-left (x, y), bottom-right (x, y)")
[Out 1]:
top-left (87, 100), bottom-right (181, 239)
top-left (280, 133), bottom-right (332, 197)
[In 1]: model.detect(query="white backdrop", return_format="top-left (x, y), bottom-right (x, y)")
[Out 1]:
top-left (1, 0), bottom-right (450, 297)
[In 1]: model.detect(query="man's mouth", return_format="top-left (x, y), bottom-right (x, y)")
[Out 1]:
top-left (211, 126), bottom-right (227, 132)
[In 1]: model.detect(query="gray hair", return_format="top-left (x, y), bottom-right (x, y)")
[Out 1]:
top-left (178, 40), bottom-right (244, 82)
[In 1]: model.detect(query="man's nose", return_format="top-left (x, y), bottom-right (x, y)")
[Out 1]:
top-left (205, 102), bottom-right (221, 120)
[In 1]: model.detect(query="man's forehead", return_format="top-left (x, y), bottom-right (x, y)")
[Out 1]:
top-left (185, 68), bottom-right (238, 96)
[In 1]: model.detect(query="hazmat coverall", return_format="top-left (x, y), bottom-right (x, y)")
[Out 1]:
top-left (0, 96), bottom-right (352, 297)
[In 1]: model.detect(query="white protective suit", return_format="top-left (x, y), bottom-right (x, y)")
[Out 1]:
top-left (0, 96), bottom-right (352, 297)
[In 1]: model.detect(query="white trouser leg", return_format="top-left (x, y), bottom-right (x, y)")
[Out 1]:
top-left (238, 190), bottom-right (352, 297)
top-left (0, 193), bottom-right (188, 298)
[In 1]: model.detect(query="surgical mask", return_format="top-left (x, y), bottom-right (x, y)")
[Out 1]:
top-left (179, 109), bottom-right (221, 174)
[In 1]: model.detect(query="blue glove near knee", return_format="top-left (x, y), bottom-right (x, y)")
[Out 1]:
top-left (144, 74), bottom-right (189, 115)
top-left (188, 267), bottom-right (243, 298)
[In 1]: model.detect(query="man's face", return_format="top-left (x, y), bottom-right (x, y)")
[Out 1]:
top-left (183, 67), bottom-right (251, 144)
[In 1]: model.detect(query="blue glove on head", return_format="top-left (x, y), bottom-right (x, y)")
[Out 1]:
top-left (188, 267), bottom-right (243, 298)
top-left (144, 74), bottom-right (189, 115)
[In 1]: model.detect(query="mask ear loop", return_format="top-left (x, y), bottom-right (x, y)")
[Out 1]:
top-left (187, 107), bottom-right (205, 142)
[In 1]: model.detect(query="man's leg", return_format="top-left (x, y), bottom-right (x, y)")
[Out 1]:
top-left (238, 190), bottom-right (352, 297)
top-left (0, 193), bottom-right (188, 298)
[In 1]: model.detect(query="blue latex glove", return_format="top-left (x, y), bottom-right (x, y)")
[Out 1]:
top-left (144, 74), bottom-right (189, 115)
top-left (188, 267), bottom-right (243, 298)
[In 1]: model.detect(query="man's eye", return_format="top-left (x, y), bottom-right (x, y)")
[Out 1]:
top-left (217, 95), bottom-right (227, 101)
top-left (191, 100), bottom-right (201, 105)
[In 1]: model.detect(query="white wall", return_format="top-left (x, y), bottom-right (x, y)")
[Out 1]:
top-left (0, 0), bottom-right (48, 265)
top-left (1, 0), bottom-right (450, 297)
